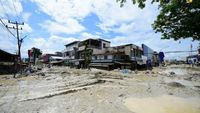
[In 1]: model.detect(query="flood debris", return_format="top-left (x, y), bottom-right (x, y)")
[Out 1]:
top-left (167, 82), bottom-right (185, 88)
top-left (144, 70), bottom-right (156, 75)
top-left (23, 88), bottom-right (79, 101)
top-left (36, 72), bottom-right (45, 76)
top-left (168, 92), bottom-right (173, 95)
top-left (165, 71), bottom-right (176, 77)
top-left (118, 94), bottom-right (125, 97)
top-left (184, 76), bottom-right (193, 81)
top-left (194, 86), bottom-right (200, 89)
top-left (23, 79), bottom-right (105, 101)
top-left (120, 69), bottom-right (132, 74)
top-left (12, 66), bottom-right (44, 78)
top-left (170, 71), bottom-right (176, 75)
top-left (184, 73), bottom-right (200, 82)
top-left (94, 71), bottom-right (123, 80)
top-left (24, 66), bottom-right (39, 74)
top-left (191, 73), bottom-right (200, 82)
top-left (145, 71), bottom-right (150, 74)
top-left (0, 65), bottom-right (200, 113)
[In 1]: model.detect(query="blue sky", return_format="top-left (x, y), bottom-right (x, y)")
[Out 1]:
top-left (0, 0), bottom-right (199, 60)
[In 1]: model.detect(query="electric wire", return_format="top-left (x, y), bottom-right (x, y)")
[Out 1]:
top-left (0, 18), bottom-right (16, 38)
top-left (0, 0), bottom-right (10, 20)
top-left (11, 0), bottom-right (21, 22)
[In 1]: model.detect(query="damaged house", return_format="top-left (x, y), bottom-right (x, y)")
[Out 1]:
top-left (63, 38), bottom-right (147, 70)
top-left (90, 44), bottom-right (144, 70)
top-left (0, 49), bottom-right (17, 74)
top-left (63, 39), bottom-right (110, 68)
top-left (76, 38), bottom-right (110, 68)
top-left (40, 52), bottom-right (63, 65)
top-left (63, 41), bottom-right (80, 66)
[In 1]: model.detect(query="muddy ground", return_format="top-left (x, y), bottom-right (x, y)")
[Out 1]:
top-left (0, 65), bottom-right (200, 113)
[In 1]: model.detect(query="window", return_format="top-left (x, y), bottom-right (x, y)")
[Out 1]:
top-left (103, 43), bottom-right (106, 48)
top-left (66, 52), bottom-right (69, 56)
top-left (133, 49), bottom-right (136, 57)
top-left (131, 50), bottom-right (134, 57)
top-left (104, 55), bottom-right (107, 60)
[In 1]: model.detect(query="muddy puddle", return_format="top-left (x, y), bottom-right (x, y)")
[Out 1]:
top-left (124, 95), bottom-right (200, 113)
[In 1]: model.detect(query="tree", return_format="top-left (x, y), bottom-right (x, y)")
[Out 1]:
top-left (31, 47), bottom-right (42, 65)
top-left (83, 41), bottom-right (93, 69)
top-left (117, 0), bottom-right (146, 8)
top-left (153, 0), bottom-right (200, 40)
top-left (117, 0), bottom-right (200, 40)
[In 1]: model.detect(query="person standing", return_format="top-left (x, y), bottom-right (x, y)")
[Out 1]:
top-left (146, 59), bottom-right (152, 70)
top-left (159, 52), bottom-right (165, 67)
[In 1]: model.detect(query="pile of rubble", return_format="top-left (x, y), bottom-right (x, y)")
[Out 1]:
top-left (14, 66), bottom-right (45, 78)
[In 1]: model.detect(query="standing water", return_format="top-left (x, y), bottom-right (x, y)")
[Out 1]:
top-left (124, 95), bottom-right (200, 113)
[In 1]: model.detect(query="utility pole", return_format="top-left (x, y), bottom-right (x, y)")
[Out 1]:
top-left (6, 20), bottom-right (24, 74)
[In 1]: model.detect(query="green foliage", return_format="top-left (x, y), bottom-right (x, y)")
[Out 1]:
top-left (117, 0), bottom-right (200, 40)
top-left (116, 0), bottom-right (146, 8)
top-left (153, 0), bottom-right (200, 40)
top-left (32, 47), bottom-right (42, 58)
top-left (81, 41), bottom-right (93, 68)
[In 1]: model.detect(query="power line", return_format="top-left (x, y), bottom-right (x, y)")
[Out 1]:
top-left (0, 0), bottom-right (10, 20)
top-left (0, 0), bottom-right (22, 22)
top-left (143, 50), bottom-right (198, 55)
top-left (0, 20), bottom-right (17, 54)
top-left (164, 50), bottom-right (198, 53)
top-left (6, 20), bottom-right (24, 75)
top-left (0, 18), bottom-right (16, 38)
top-left (11, 0), bottom-right (21, 22)
top-left (0, 22), bottom-right (13, 41)
top-left (1, 18), bottom-right (25, 75)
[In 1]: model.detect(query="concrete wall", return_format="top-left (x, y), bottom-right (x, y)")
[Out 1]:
top-left (93, 48), bottom-right (106, 54)
top-left (124, 45), bottom-right (132, 56)
top-left (92, 54), bottom-right (113, 63)
top-left (101, 40), bottom-right (110, 49)
top-left (63, 43), bottom-right (79, 59)
top-left (64, 43), bottom-right (79, 52)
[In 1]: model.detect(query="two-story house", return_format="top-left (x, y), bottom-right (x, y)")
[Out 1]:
top-left (90, 44), bottom-right (144, 70)
top-left (63, 41), bottom-right (80, 66)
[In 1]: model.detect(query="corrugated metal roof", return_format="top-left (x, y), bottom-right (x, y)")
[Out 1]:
top-left (50, 56), bottom-right (64, 60)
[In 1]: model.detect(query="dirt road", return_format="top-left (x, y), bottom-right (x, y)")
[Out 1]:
top-left (0, 65), bottom-right (200, 113)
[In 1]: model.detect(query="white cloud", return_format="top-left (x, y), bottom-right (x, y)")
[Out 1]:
top-left (111, 36), bottom-right (127, 46)
top-left (22, 12), bottom-right (31, 22)
top-left (1, 18), bottom-right (32, 33)
top-left (30, 0), bottom-right (139, 33)
top-left (23, 23), bottom-right (32, 32)
top-left (42, 19), bottom-right (85, 35)
top-left (110, 32), bottom-right (200, 60)
top-left (0, 1), bottom-right (32, 40)
top-left (31, 0), bottom-right (157, 32)
top-left (93, 0), bottom-right (159, 33)
top-left (21, 32), bottom-right (103, 57)
top-left (31, 0), bottom-right (157, 34)
top-left (0, 0), bottom-right (23, 18)
top-left (31, 0), bottom-right (93, 23)
top-left (23, 35), bottom-right (79, 56)
top-left (31, 0), bottom-right (92, 35)
top-left (93, 0), bottom-right (141, 30)
top-left (113, 22), bottom-right (135, 34)
top-left (80, 32), bottom-right (100, 40)
top-left (0, 19), bottom-right (32, 58)
top-left (0, 20), bottom-right (17, 53)
top-left (1, 0), bottom-right (198, 60)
